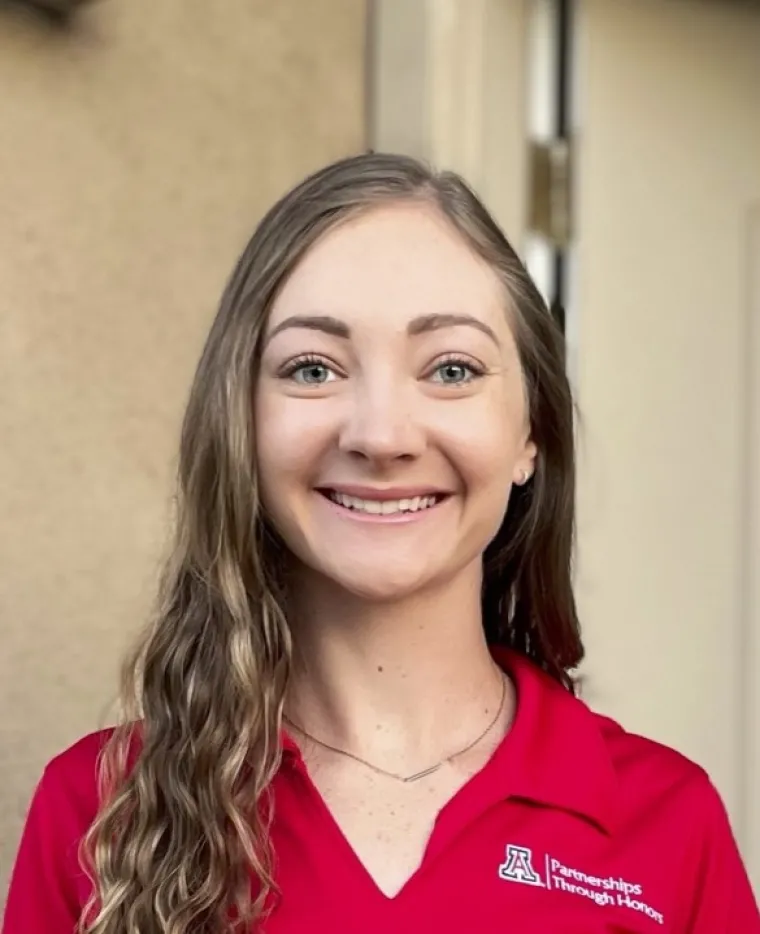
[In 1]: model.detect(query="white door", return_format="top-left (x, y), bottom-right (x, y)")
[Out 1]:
top-left (572, 0), bottom-right (760, 889)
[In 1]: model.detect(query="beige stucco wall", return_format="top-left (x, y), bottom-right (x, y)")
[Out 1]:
top-left (0, 0), bottom-right (365, 893)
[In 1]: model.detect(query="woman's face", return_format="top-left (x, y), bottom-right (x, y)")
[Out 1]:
top-left (255, 202), bottom-right (536, 601)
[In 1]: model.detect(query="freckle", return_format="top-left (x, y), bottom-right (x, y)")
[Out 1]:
top-left (377, 665), bottom-right (384, 673)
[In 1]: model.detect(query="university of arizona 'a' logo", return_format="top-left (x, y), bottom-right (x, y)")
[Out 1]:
top-left (498, 845), bottom-right (545, 887)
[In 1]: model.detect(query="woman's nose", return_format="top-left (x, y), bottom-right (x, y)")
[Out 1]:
top-left (337, 381), bottom-right (426, 464)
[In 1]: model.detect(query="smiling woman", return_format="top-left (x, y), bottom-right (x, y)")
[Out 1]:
top-left (256, 200), bottom-right (537, 608)
top-left (3, 153), bottom-right (758, 934)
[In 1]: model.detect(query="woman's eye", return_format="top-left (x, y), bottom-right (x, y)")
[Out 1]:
top-left (288, 360), bottom-right (338, 385)
top-left (429, 360), bottom-right (482, 385)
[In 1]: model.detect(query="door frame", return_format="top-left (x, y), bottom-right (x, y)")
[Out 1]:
top-left (367, 0), bottom-right (530, 242)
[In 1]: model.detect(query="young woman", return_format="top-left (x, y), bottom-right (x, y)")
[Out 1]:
top-left (3, 153), bottom-right (757, 934)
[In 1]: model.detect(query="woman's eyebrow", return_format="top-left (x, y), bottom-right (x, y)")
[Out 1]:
top-left (407, 312), bottom-right (501, 347)
top-left (264, 311), bottom-right (500, 347)
top-left (265, 314), bottom-right (350, 344)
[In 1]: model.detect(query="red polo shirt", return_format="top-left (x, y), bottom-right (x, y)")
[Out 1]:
top-left (3, 651), bottom-right (758, 933)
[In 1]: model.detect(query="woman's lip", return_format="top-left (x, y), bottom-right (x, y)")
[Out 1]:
top-left (318, 491), bottom-right (449, 523)
top-left (316, 485), bottom-right (451, 501)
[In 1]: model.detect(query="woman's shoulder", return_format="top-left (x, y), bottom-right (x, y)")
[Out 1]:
top-left (35, 728), bottom-right (118, 820)
top-left (44, 727), bottom-right (117, 779)
top-left (509, 651), bottom-right (718, 811)
top-left (593, 708), bottom-right (711, 791)
top-left (589, 707), bottom-right (741, 860)
top-left (4, 729), bottom-right (129, 930)
top-left (525, 665), bottom-right (758, 928)
top-left (589, 705), bottom-right (731, 823)
top-left (35, 723), bottom-right (145, 829)
top-left (46, 727), bottom-right (117, 771)
top-left (593, 711), bottom-right (758, 927)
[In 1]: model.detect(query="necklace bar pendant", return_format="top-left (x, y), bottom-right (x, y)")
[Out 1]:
top-left (401, 763), bottom-right (442, 783)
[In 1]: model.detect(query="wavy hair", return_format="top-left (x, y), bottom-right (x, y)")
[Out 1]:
top-left (78, 152), bottom-right (581, 933)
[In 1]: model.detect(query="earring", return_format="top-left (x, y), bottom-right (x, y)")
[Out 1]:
top-left (520, 468), bottom-right (531, 485)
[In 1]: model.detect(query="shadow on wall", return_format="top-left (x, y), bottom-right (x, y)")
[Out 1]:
top-left (0, 0), bottom-right (97, 27)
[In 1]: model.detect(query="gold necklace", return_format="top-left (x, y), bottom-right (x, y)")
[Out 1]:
top-left (283, 674), bottom-right (508, 783)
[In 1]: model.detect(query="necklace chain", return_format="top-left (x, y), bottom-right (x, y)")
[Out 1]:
top-left (283, 674), bottom-right (508, 784)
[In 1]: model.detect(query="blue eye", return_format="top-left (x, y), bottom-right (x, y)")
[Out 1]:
top-left (282, 356), bottom-right (339, 385)
top-left (429, 359), bottom-right (483, 385)
top-left (292, 363), bottom-right (335, 385)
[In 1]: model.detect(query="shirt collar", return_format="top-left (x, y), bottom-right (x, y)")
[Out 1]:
top-left (490, 646), bottom-right (619, 834)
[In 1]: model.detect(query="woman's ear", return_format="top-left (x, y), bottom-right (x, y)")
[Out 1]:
top-left (513, 439), bottom-right (538, 486)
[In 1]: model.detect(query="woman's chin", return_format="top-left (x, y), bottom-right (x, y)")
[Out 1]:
top-left (322, 564), bottom-right (435, 604)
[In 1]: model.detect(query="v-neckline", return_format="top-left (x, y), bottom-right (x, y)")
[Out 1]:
top-left (288, 721), bottom-right (518, 906)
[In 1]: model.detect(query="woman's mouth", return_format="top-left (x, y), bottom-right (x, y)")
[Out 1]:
top-left (316, 489), bottom-right (449, 518)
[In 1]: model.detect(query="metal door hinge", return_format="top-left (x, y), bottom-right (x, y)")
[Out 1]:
top-left (528, 138), bottom-right (573, 249)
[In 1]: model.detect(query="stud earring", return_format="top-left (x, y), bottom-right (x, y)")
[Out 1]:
top-left (520, 468), bottom-right (531, 485)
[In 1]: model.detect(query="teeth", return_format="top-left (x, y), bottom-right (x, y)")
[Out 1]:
top-left (328, 492), bottom-right (439, 514)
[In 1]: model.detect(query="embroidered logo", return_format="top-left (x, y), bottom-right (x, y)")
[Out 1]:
top-left (497, 845), bottom-right (545, 887)
top-left (497, 844), bottom-right (664, 926)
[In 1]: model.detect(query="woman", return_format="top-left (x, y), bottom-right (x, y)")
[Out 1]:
top-left (3, 153), bottom-right (757, 934)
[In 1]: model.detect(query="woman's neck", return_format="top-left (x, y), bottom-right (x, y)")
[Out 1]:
top-left (283, 562), bottom-right (509, 767)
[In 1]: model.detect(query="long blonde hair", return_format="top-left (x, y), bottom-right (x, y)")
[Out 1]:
top-left (79, 153), bottom-right (581, 933)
